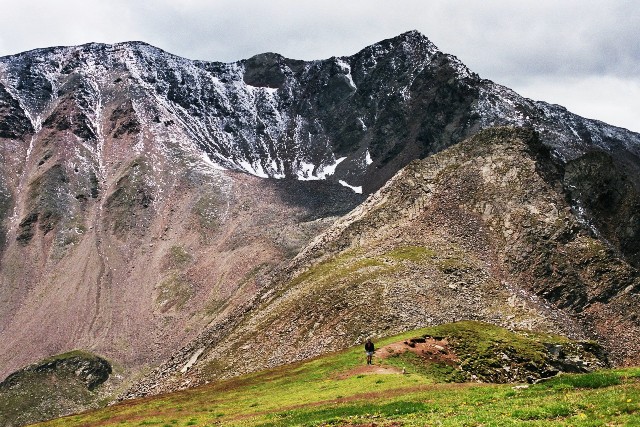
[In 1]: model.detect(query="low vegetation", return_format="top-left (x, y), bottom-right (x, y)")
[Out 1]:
top-left (155, 272), bottom-right (194, 312)
top-left (0, 351), bottom-right (113, 427)
top-left (32, 323), bottom-right (639, 427)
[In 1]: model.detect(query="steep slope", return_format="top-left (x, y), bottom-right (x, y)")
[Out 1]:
top-left (0, 157), bottom-right (362, 382)
top-left (0, 90), bottom-right (363, 383)
top-left (1, 30), bottom-right (640, 398)
top-left (124, 127), bottom-right (639, 397)
top-left (0, 42), bottom-right (371, 384)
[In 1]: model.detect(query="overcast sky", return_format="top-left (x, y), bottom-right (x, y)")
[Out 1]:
top-left (1, 0), bottom-right (638, 132)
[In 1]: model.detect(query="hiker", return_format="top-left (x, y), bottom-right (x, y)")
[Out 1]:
top-left (364, 338), bottom-right (375, 365)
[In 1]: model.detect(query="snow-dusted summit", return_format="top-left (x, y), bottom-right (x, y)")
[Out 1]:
top-left (2, 30), bottom-right (638, 195)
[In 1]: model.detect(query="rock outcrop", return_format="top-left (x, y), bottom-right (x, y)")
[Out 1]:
top-left (0, 351), bottom-right (113, 427)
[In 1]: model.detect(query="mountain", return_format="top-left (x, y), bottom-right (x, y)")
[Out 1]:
top-left (1, 30), bottom-right (640, 421)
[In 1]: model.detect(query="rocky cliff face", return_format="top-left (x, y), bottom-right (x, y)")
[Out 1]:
top-left (1, 31), bottom-right (640, 404)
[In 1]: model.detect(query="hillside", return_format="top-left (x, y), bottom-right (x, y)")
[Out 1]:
top-left (2, 31), bottom-right (640, 385)
top-left (32, 322), bottom-right (640, 427)
top-left (124, 127), bottom-right (640, 398)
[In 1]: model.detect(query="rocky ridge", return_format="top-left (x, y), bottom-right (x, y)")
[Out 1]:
top-left (121, 127), bottom-right (640, 399)
top-left (1, 31), bottom-right (639, 194)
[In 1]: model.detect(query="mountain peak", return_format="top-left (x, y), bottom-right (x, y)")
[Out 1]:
top-left (388, 29), bottom-right (438, 50)
top-left (346, 29), bottom-right (440, 72)
top-left (397, 29), bottom-right (431, 42)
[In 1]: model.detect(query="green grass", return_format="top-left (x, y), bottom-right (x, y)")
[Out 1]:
top-left (386, 246), bottom-right (437, 262)
top-left (155, 273), bottom-right (194, 312)
top-left (168, 246), bottom-right (192, 267)
top-left (383, 349), bottom-right (466, 382)
top-left (538, 371), bottom-right (622, 390)
top-left (33, 326), bottom-right (640, 427)
top-left (277, 245), bottom-right (444, 301)
top-left (286, 249), bottom-right (393, 290)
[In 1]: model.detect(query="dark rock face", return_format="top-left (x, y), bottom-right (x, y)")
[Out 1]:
top-left (271, 178), bottom-right (366, 221)
top-left (0, 83), bottom-right (33, 139)
top-left (243, 53), bottom-right (293, 89)
top-left (16, 211), bottom-right (39, 244)
top-left (564, 151), bottom-right (640, 268)
top-left (16, 164), bottom-right (70, 244)
top-left (42, 98), bottom-right (97, 141)
top-left (109, 100), bottom-right (141, 138)
top-left (0, 185), bottom-right (11, 254)
top-left (104, 160), bottom-right (155, 236)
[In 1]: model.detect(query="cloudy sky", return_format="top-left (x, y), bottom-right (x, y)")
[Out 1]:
top-left (1, 0), bottom-right (638, 132)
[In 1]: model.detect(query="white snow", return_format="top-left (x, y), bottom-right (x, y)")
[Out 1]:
top-left (296, 156), bottom-right (346, 181)
top-left (365, 150), bottom-right (373, 165)
top-left (296, 161), bottom-right (317, 180)
top-left (336, 58), bottom-right (357, 91)
top-left (338, 180), bottom-right (363, 194)
top-left (238, 160), bottom-right (269, 178)
top-left (323, 156), bottom-right (346, 176)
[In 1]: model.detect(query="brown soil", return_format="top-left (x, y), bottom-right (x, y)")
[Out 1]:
top-left (377, 337), bottom-right (459, 366)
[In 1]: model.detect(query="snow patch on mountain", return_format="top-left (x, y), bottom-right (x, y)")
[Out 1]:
top-left (339, 180), bottom-right (363, 194)
top-left (336, 58), bottom-right (356, 91)
top-left (365, 150), bottom-right (373, 166)
top-left (296, 156), bottom-right (346, 181)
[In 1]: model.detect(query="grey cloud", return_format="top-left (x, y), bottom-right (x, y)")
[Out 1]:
top-left (3, 0), bottom-right (638, 79)
top-left (439, 1), bottom-right (640, 80)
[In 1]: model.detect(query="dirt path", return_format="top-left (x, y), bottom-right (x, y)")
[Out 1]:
top-left (337, 337), bottom-right (459, 381)
top-left (335, 364), bottom-right (404, 379)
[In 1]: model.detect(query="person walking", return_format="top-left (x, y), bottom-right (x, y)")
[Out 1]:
top-left (364, 338), bottom-right (375, 365)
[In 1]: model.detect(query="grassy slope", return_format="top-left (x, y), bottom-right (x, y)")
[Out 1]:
top-left (34, 324), bottom-right (640, 427)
